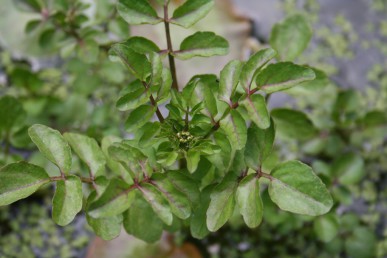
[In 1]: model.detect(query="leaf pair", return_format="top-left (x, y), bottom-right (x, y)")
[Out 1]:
top-left (206, 172), bottom-right (263, 231)
top-left (117, 0), bottom-right (214, 28)
top-left (206, 160), bottom-right (333, 232)
top-left (218, 48), bottom-right (315, 131)
top-left (28, 125), bottom-right (107, 225)
top-left (116, 0), bottom-right (228, 61)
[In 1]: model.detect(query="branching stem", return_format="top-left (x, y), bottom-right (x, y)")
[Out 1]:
top-left (142, 82), bottom-right (165, 122)
top-left (163, 4), bottom-right (179, 91)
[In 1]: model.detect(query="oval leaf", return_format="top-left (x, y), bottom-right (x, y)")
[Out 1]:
top-left (0, 96), bottom-right (25, 133)
top-left (256, 62), bottom-right (316, 94)
top-left (331, 153), bottom-right (365, 186)
top-left (52, 175), bottom-right (83, 226)
top-left (152, 174), bottom-right (192, 219)
top-left (109, 44), bottom-right (152, 81)
top-left (206, 173), bottom-right (237, 231)
top-left (116, 87), bottom-right (150, 111)
top-left (186, 150), bottom-right (200, 173)
top-left (219, 60), bottom-right (243, 103)
top-left (64, 133), bottom-right (106, 177)
top-left (241, 94), bottom-right (270, 129)
top-left (270, 14), bottom-right (312, 61)
top-left (219, 109), bottom-right (247, 150)
top-left (190, 184), bottom-right (214, 239)
top-left (86, 192), bottom-right (123, 241)
top-left (167, 171), bottom-right (200, 206)
top-left (28, 124), bottom-right (72, 174)
top-left (139, 183), bottom-right (173, 225)
top-left (236, 174), bottom-right (263, 228)
top-left (123, 196), bottom-right (164, 243)
top-left (313, 213), bottom-right (339, 243)
top-left (271, 108), bottom-right (317, 140)
top-left (121, 36), bottom-right (160, 54)
top-left (244, 121), bottom-right (275, 170)
top-left (173, 31), bottom-right (229, 60)
top-left (240, 48), bottom-right (276, 90)
top-left (268, 160), bottom-right (333, 216)
top-left (125, 105), bottom-right (156, 132)
top-left (0, 162), bottom-right (50, 206)
top-left (117, 0), bottom-right (162, 25)
top-left (171, 0), bottom-right (214, 28)
top-left (88, 178), bottom-right (136, 218)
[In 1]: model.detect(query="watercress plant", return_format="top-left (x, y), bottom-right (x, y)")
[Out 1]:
top-left (0, 0), bottom-right (333, 242)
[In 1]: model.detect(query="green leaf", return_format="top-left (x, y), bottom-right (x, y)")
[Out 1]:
top-left (219, 109), bottom-right (247, 150)
top-left (38, 29), bottom-right (56, 49)
top-left (87, 213), bottom-right (123, 241)
top-left (116, 87), bottom-right (150, 111)
top-left (195, 75), bottom-right (218, 116)
top-left (123, 196), bottom-right (164, 243)
top-left (345, 227), bottom-right (377, 258)
top-left (190, 184), bottom-right (214, 239)
top-left (157, 151), bottom-right (179, 166)
top-left (138, 122), bottom-right (161, 147)
top-left (109, 44), bottom-right (152, 81)
top-left (236, 174), bottom-right (263, 228)
top-left (244, 121), bottom-right (275, 170)
top-left (360, 110), bottom-right (387, 128)
top-left (186, 150), bottom-right (200, 173)
top-left (0, 162), bottom-right (50, 206)
top-left (241, 94), bottom-right (270, 129)
top-left (298, 68), bottom-right (330, 91)
top-left (0, 96), bottom-right (25, 133)
top-left (88, 178), bottom-right (136, 218)
top-left (313, 214), bottom-right (339, 243)
top-left (149, 52), bottom-right (163, 85)
top-left (86, 192), bottom-right (123, 241)
top-left (240, 48), bottom-right (276, 90)
top-left (271, 108), bottom-right (317, 140)
top-left (206, 173), bottom-right (237, 231)
top-left (219, 60), bottom-right (243, 103)
top-left (173, 31), bottom-right (229, 60)
top-left (52, 175), bottom-right (83, 226)
top-left (139, 183), bottom-right (173, 225)
top-left (156, 68), bottom-right (173, 102)
top-left (332, 89), bottom-right (361, 125)
top-left (117, 0), bottom-right (162, 25)
top-left (121, 36), bottom-right (160, 54)
top-left (25, 19), bottom-right (41, 33)
top-left (167, 171), bottom-right (200, 206)
top-left (331, 153), bottom-right (365, 185)
top-left (77, 39), bottom-right (100, 64)
top-left (152, 174), bottom-right (192, 219)
top-left (64, 133), bottom-right (106, 177)
top-left (256, 62), bottom-right (316, 94)
top-left (270, 14), bottom-right (312, 61)
top-left (14, 0), bottom-right (42, 12)
top-left (101, 136), bottom-right (133, 185)
top-left (125, 105), bottom-right (156, 132)
top-left (268, 160), bottom-right (333, 216)
top-left (28, 124), bottom-right (72, 174)
top-left (171, 0), bottom-right (214, 28)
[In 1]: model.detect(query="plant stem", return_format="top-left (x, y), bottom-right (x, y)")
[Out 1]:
top-left (205, 89), bottom-right (259, 138)
top-left (256, 169), bottom-right (273, 181)
top-left (184, 107), bottom-right (189, 130)
top-left (163, 4), bottom-right (179, 91)
top-left (142, 82), bottom-right (165, 122)
top-left (150, 95), bottom-right (165, 123)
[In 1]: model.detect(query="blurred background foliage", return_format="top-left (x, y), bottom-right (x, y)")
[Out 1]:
top-left (0, 0), bottom-right (386, 257)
